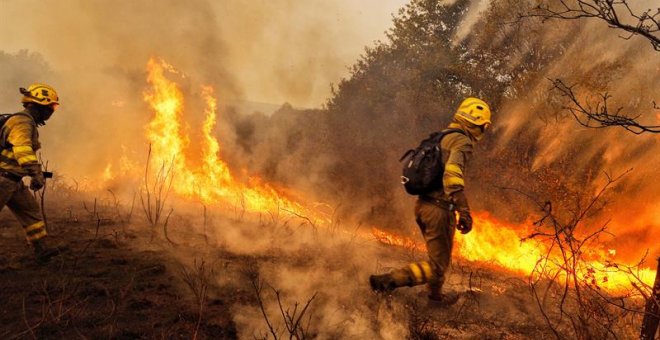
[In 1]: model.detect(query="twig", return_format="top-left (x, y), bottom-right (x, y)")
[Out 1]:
top-left (250, 276), bottom-right (279, 340)
top-left (180, 259), bottom-right (212, 340)
top-left (21, 296), bottom-right (37, 340)
top-left (281, 208), bottom-right (317, 232)
top-left (202, 204), bottom-right (209, 245)
top-left (162, 208), bottom-right (176, 246)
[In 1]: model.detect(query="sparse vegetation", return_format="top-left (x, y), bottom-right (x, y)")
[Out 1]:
top-left (249, 272), bottom-right (318, 340)
top-left (180, 258), bottom-right (214, 340)
top-left (139, 144), bottom-right (176, 242)
top-left (496, 170), bottom-right (655, 338)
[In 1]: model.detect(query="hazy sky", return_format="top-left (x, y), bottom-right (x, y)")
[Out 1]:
top-left (0, 0), bottom-right (409, 107)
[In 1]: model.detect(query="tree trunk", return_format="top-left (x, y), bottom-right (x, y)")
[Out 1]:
top-left (640, 257), bottom-right (660, 340)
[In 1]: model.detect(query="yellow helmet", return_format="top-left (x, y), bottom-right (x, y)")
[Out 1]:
top-left (454, 97), bottom-right (491, 126)
top-left (20, 83), bottom-right (59, 106)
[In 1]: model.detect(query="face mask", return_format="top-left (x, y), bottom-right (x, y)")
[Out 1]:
top-left (32, 104), bottom-right (55, 126)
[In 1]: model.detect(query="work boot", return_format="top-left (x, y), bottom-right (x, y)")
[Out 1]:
top-left (33, 239), bottom-right (60, 264)
top-left (369, 273), bottom-right (398, 292)
top-left (427, 291), bottom-right (459, 307)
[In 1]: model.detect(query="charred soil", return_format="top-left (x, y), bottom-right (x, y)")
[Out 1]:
top-left (0, 208), bottom-right (238, 339)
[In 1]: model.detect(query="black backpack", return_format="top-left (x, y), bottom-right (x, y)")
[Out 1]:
top-left (399, 128), bottom-right (465, 195)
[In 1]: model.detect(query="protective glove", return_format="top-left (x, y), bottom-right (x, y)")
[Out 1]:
top-left (451, 190), bottom-right (473, 234)
top-left (25, 164), bottom-right (45, 191)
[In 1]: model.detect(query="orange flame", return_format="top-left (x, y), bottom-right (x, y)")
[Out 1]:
top-left (143, 58), bottom-right (324, 220)
top-left (372, 212), bottom-right (656, 292)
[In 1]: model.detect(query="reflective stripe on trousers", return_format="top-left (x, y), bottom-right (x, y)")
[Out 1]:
top-left (389, 198), bottom-right (456, 292)
top-left (0, 176), bottom-right (46, 242)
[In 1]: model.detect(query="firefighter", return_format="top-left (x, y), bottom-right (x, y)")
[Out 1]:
top-left (369, 97), bottom-right (492, 305)
top-left (0, 83), bottom-right (61, 263)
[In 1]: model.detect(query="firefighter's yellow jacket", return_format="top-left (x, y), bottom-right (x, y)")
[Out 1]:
top-left (0, 111), bottom-right (41, 176)
top-left (425, 125), bottom-right (474, 200)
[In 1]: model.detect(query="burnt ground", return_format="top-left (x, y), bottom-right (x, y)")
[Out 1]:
top-left (0, 208), bottom-right (242, 339)
top-left (0, 197), bottom-right (649, 339)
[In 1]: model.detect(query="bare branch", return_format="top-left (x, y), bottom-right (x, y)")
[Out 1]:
top-left (521, 0), bottom-right (660, 51)
top-left (180, 259), bottom-right (214, 340)
top-left (250, 276), bottom-right (280, 340)
top-left (550, 79), bottom-right (660, 134)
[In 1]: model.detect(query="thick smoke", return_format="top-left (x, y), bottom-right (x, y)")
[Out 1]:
top-left (206, 213), bottom-right (413, 338)
top-left (0, 0), bottom-right (405, 183)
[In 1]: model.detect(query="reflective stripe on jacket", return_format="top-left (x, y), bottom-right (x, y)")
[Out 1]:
top-left (441, 128), bottom-right (473, 196)
top-left (0, 112), bottom-right (41, 175)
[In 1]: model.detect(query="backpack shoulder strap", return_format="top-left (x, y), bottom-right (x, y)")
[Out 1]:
top-left (0, 112), bottom-right (31, 122)
top-left (6, 112), bottom-right (32, 120)
top-left (437, 128), bottom-right (465, 144)
top-left (440, 128), bottom-right (466, 137)
top-left (399, 149), bottom-right (415, 162)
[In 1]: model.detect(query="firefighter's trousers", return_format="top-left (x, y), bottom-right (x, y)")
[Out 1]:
top-left (0, 176), bottom-right (47, 243)
top-left (389, 198), bottom-right (456, 294)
